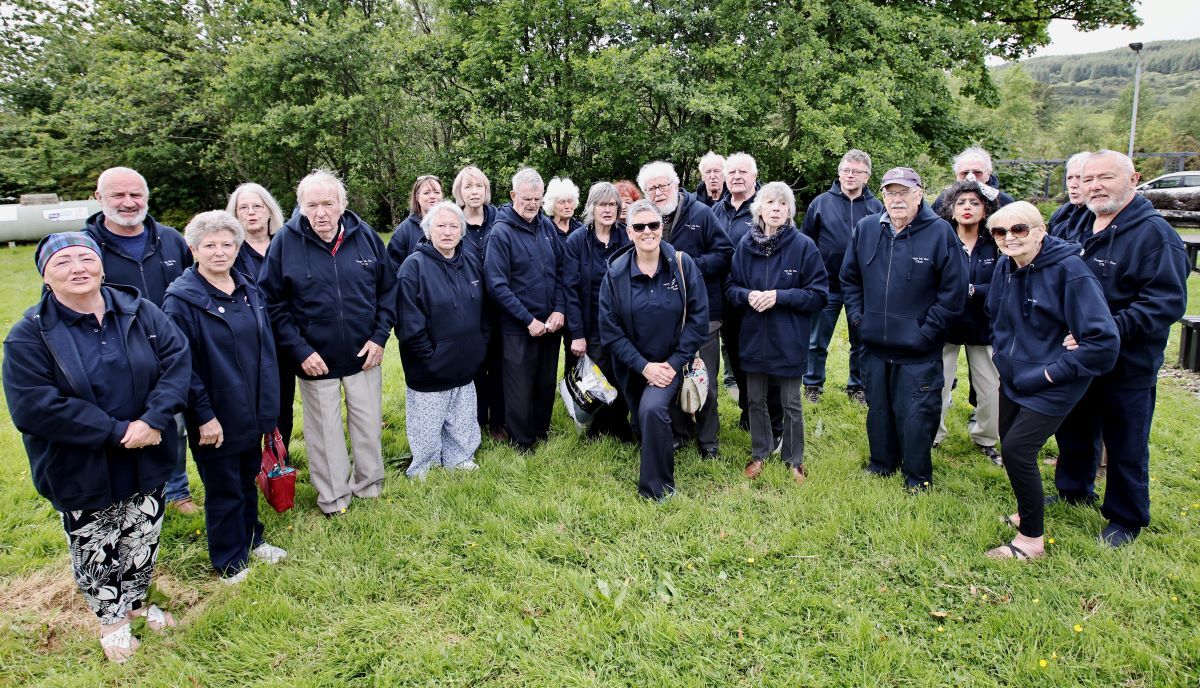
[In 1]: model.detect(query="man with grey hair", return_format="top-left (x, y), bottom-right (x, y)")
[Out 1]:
top-left (637, 160), bottom-right (733, 459)
top-left (932, 145), bottom-right (1015, 212)
top-left (694, 151), bottom-right (726, 207)
top-left (83, 166), bottom-right (197, 514)
top-left (1049, 151), bottom-right (1091, 242)
top-left (1050, 149), bottom-right (1189, 547)
top-left (259, 169), bottom-right (397, 516)
top-left (484, 167), bottom-right (566, 452)
top-left (800, 149), bottom-right (884, 405)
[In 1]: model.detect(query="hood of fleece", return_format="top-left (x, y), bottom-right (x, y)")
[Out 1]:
top-left (827, 181), bottom-right (879, 203)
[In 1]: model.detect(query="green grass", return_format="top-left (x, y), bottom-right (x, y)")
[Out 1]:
top-left (1, 240), bottom-right (1199, 687)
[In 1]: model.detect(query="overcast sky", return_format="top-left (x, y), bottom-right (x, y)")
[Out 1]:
top-left (1030, 0), bottom-right (1200, 58)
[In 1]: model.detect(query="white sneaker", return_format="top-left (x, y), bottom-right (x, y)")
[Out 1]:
top-left (221, 568), bottom-right (249, 585)
top-left (251, 543), bottom-right (288, 565)
top-left (456, 461), bottom-right (480, 472)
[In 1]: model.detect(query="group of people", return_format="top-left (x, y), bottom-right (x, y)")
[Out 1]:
top-left (2, 143), bottom-right (1189, 662)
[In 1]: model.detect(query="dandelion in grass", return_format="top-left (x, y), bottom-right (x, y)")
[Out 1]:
top-left (746, 557), bottom-right (755, 564)
top-left (1073, 624), bottom-right (1083, 633)
top-left (1039, 659), bottom-right (1048, 668)
top-left (1171, 595), bottom-right (1179, 602)
top-left (1047, 537), bottom-right (1055, 544)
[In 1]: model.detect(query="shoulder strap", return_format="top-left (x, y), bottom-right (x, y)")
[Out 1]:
top-left (675, 251), bottom-right (687, 333)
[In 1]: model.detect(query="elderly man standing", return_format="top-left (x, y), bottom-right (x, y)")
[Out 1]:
top-left (484, 167), bottom-right (566, 452)
top-left (841, 168), bottom-right (966, 491)
top-left (1049, 151), bottom-right (1091, 242)
top-left (1050, 150), bottom-right (1189, 547)
top-left (932, 146), bottom-right (1015, 212)
top-left (694, 151), bottom-right (726, 207)
top-left (638, 161), bottom-right (734, 459)
top-left (712, 153), bottom-right (778, 436)
top-left (801, 149), bottom-right (884, 405)
top-left (259, 169), bottom-right (397, 516)
top-left (83, 167), bottom-right (197, 514)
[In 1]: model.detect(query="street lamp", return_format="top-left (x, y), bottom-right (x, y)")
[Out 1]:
top-left (1128, 42), bottom-right (1144, 158)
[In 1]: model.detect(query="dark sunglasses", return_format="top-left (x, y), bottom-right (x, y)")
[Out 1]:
top-left (630, 221), bottom-right (662, 233)
top-left (990, 223), bottom-right (1032, 240)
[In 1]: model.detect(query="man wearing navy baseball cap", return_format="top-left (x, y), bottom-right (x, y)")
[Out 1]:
top-left (840, 167), bottom-right (967, 492)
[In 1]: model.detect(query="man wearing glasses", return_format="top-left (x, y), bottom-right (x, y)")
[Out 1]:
top-left (637, 161), bottom-right (733, 459)
top-left (800, 149), bottom-right (884, 406)
top-left (841, 167), bottom-right (966, 492)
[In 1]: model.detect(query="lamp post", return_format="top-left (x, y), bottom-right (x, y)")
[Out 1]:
top-left (1128, 42), bottom-right (1144, 158)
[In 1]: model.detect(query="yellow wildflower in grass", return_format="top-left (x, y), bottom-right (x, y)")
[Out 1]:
top-left (1039, 659), bottom-right (1048, 668)
top-left (1047, 537), bottom-right (1055, 544)
top-left (1073, 624), bottom-right (1083, 633)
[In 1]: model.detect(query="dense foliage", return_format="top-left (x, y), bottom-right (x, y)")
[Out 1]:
top-left (0, 0), bottom-right (1142, 228)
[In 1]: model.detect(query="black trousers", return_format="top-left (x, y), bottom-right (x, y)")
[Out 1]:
top-left (624, 374), bottom-right (683, 499)
top-left (277, 352), bottom-right (297, 452)
top-left (861, 353), bottom-right (942, 488)
top-left (722, 309), bottom-right (782, 436)
top-left (669, 322), bottom-right (721, 451)
top-left (1053, 379), bottom-right (1156, 531)
top-left (998, 389), bottom-right (1066, 538)
top-left (475, 329), bottom-right (506, 433)
top-left (195, 446), bottom-right (264, 576)
top-left (501, 332), bottom-right (560, 449)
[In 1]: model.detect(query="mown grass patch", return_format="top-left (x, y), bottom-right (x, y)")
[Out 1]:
top-left (0, 240), bottom-right (1197, 686)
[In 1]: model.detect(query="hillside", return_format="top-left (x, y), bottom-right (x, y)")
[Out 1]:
top-left (997, 38), bottom-right (1200, 109)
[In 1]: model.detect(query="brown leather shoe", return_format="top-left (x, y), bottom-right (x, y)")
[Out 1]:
top-left (790, 464), bottom-right (807, 486)
top-left (744, 459), bottom-right (765, 479)
top-left (169, 497), bottom-right (201, 515)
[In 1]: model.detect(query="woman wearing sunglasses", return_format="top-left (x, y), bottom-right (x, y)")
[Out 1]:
top-left (725, 182), bottom-right (828, 484)
top-left (599, 199), bottom-right (708, 500)
top-left (934, 180), bottom-right (1002, 463)
top-left (984, 201), bottom-right (1118, 560)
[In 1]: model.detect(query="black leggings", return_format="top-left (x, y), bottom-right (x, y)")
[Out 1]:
top-left (998, 389), bottom-right (1067, 538)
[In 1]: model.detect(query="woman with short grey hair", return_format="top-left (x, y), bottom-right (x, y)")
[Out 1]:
top-left (164, 210), bottom-right (287, 584)
top-left (396, 201), bottom-right (488, 476)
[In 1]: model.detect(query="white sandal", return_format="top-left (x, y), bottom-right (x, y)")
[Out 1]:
top-left (99, 622), bottom-right (139, 663)
top-left (132, 604), bottom-right (176, 633)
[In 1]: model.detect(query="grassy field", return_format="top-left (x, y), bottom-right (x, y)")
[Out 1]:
top-left (0, 237), bottom-right (1198, 687)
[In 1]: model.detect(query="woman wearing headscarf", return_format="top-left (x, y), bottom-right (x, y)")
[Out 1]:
top-left (984, 202), bottom-right (1118, 560)
top-left (725, 182), bottom-right (828, 484)
top-left (396, 201), bottom-right (489, 476)
top-left (934, 180), bottom-right (1002, 463)
top-left (599, 199), bottom-right (708, 500)
top-left (563, 181), bottom-right (632, 440)
top-left (3, 232), bottom-right (190, 662)
top-left (163, 211), bottom-right (287, 584)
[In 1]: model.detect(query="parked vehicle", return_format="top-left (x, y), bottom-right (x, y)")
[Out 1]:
top-left (1138, 171), bottom-right (1200, 194)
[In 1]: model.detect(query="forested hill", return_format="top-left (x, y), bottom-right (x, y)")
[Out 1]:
top-left (998, 38), bottom-right (1200, 108)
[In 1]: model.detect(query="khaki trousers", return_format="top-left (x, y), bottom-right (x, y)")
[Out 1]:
top-left (298, 366), bottom-right (384, 514)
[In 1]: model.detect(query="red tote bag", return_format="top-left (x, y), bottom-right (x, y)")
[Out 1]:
top-left (256, 428), bottom-right (297, 513)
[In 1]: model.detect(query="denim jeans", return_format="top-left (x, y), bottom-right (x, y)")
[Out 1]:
top-left (803, 293), bottom-right (864, 390)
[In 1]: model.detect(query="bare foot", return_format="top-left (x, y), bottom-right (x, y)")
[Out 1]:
top-left (986, 533), bottom-right (1044, 560)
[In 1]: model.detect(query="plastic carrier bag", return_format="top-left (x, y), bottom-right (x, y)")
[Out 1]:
top-left (559, 353), bottom-right (618, 425)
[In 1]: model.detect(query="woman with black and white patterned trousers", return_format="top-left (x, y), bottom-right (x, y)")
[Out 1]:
top-left (163, 210), bottom-right (288, 585)
top-left (396, 201), bottom-right (489, 477)
top-left (725, 182), bottom-right (828, 484)
top-left (3, 232), bottom-right (190, 662)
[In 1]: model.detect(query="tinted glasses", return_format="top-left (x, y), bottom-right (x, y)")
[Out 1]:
top-left (990, 223), bottom-right (1032, 240)
top-left (630, 221), bottom-right (662, 233)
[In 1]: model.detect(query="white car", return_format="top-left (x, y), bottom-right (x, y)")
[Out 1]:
top-left (1138, 171), bottom-right (1200, 195)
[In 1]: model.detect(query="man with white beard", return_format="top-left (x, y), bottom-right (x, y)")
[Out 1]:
top-left (82, 166), bottom-right (197, 514)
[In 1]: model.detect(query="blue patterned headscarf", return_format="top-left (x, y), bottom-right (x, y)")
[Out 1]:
top-left (35, 232), bottom-right (102, 275)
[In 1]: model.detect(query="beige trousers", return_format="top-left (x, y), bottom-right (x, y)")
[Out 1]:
top-left (935, 343), bottom-right (1000, 447)
top-left (298, 366), bottom-right (384, 514)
